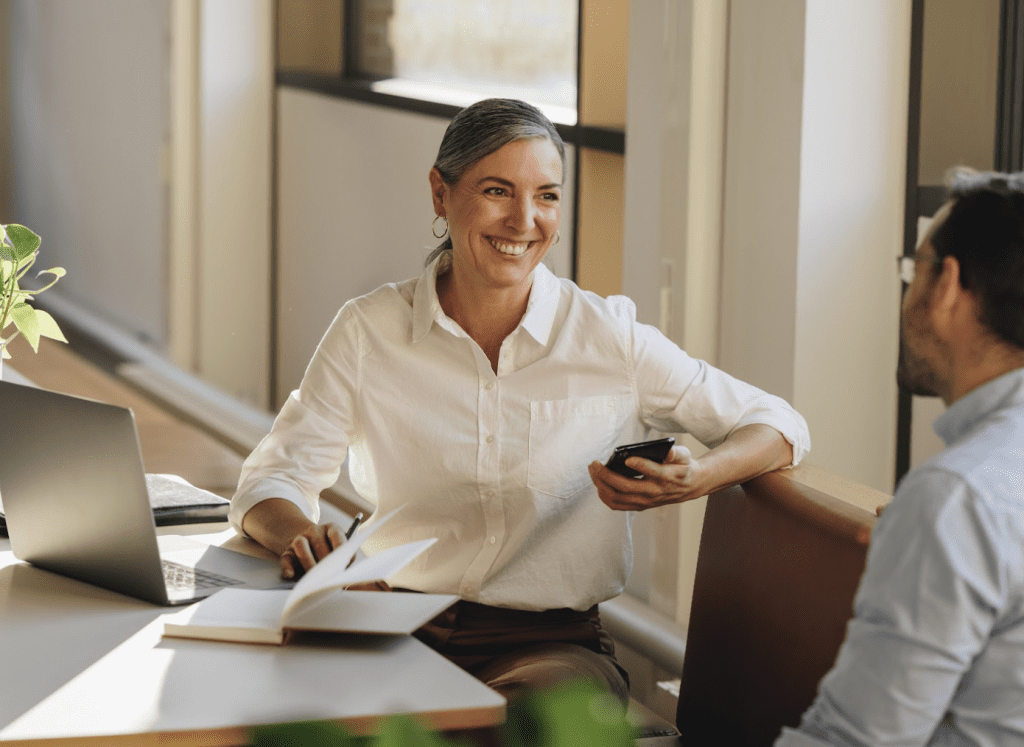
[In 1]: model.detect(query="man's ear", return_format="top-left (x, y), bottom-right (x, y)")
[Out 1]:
top-left (929, 255), bottom-right (965, 335)
top-left (428, 168), bottom-right (447, 217)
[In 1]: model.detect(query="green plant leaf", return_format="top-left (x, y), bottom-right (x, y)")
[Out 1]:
top-left (11, 302), bottom-right (41, 352)
top-left (29, 266), bottom-right (66, 293)
top-left (250, 720), bottom-right (359, 747)
top-left (35, 309), bottom-right (67, 343)
top-left (16, 252), bottom-right (36, 274)
top-left (501, 682), bottom-right (637, 747)
top-left (5, 224), bottom-right (41, 262)
top-left (0, 224), bottom-right (12, 262)
top-left (369, 714), bottom-right (458, 747)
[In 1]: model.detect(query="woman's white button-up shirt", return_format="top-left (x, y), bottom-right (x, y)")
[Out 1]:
top-left (230, 259), bottom-right (810, 611)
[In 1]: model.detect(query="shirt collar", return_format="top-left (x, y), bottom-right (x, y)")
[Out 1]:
top-left (411, 255), bottom-right (445, 344)
top-left (933, 367), bottom-right (1024, 446)
top-left (519, 263), bottom-right (559, 346)
top-left (410, 256), bottom-right (561, 346)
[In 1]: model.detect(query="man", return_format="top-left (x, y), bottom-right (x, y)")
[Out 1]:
top-left (777, 169), bottom-right (1024, 746)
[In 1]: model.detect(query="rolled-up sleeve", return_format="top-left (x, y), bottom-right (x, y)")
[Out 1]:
top-left (630, 317), bottom-right (810, 465)
top-left (229, 305), bottom-right (362, 535)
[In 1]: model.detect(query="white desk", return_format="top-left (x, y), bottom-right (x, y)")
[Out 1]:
top-left (0, 523), bottom-right (504, 746)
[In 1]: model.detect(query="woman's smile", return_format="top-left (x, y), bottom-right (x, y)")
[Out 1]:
top-left (487, 237), bottom-right (533, 256)
top-left (430, 137), bottom-right (563, 295)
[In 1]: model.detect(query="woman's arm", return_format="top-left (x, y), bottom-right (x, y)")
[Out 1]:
top-left (241, 498), bottom-right (345, 579)
top-left (588, 423), bottom-right (793, 511)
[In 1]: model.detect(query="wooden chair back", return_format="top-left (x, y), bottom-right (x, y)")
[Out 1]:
top-left (675, 470), bottom-right (876, 746)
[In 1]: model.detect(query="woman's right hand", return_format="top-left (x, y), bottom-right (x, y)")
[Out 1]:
top-left (241, 497), bottom-right (345, 579)
top-left (279, 521), bottom-right (345, 579)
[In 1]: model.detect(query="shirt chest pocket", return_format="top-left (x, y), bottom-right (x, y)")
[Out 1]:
top-left (528, 395), bottom-right (634, 499)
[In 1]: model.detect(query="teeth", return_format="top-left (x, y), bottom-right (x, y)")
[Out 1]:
top-left (489, 238), bottom-right (529, 256)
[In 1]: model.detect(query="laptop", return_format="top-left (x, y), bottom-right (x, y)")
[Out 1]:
top-left (0, 380), bottom-right (292, 606)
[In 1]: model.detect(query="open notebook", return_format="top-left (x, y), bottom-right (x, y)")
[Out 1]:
top-left (163, 508), bottom-right (457, 644)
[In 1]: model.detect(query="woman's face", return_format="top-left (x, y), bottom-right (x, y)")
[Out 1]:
top-left (430, 137), bottom-right (562, 295)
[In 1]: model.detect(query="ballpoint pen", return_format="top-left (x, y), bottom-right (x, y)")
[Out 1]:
top-left (344, 512), bottom-right (365, 540)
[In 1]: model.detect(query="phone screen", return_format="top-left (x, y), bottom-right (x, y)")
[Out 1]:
top-left (604, 437), bottom-right (675, 478)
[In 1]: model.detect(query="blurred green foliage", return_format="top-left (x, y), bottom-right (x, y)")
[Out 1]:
top-left (250, 681), bottom-right (637, 746)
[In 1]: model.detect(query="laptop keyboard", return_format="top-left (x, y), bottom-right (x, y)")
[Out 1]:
top-left (162, 559), bottom-right (244, 591)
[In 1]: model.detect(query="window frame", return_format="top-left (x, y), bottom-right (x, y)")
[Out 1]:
top-left (275, 1), bottom-right (625, 157)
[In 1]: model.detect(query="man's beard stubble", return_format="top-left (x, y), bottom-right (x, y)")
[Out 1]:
top-left (896, 325), bottom-right (943, 398)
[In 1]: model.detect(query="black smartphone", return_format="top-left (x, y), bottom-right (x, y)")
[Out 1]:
top-left (604, 437), bottom-right (676, 479)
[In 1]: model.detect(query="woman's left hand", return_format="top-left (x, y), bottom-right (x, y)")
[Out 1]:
top-left (588, 445), bottom-right (707, 511)
top-left (588, 424), bottom-right (795, 511)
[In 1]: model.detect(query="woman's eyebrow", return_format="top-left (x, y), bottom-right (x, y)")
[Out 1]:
top-left (476, 176), bottom-right (514, 188)
top-left (475, 176), bottom-right (563, 190)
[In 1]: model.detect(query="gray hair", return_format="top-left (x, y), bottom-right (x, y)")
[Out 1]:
top-left (946, 165), bottom-right (1024, 196)
top-left (426, 98), bottom-right (565, 266)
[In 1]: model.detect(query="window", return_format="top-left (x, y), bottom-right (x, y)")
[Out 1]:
top-left (359, 0), bottom-right (578, 124)
top-left (277, 0), bottom-right (577, 124)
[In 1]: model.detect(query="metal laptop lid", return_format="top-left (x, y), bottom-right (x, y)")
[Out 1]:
top-left (0, 380), bottom-right (172, 605)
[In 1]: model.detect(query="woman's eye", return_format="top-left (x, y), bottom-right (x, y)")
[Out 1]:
top-left (540, 192), bottom-right (560, 202)
top-left (485, 187), bottom-right (507, 196)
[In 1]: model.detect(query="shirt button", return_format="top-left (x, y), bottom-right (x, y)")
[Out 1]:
top-left (485, 382), bottom-right (494, 391)
top-left (486, 435), bottom-right (494, 444)
top-left (490, 536), bottom-right (497, 545)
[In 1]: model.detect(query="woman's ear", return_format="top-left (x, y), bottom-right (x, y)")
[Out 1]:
top-left (428, 168), bottom-right (447, 216)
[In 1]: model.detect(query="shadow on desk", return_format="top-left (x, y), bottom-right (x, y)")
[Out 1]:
top-left (0, 561), bottom-right (164, 730)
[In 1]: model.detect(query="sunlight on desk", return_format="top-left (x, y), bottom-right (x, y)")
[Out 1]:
top-left (1, 616), bottom-right (503, 745)
top-left (0, 529), bottom-right (504, 746)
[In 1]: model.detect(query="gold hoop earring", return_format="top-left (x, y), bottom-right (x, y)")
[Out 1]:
top-left (432, 215), bottom-right (449, 239)
top-left (553, 230), bottom-right (561, 245)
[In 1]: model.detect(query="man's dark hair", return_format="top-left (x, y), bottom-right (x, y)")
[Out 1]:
top-left (930, 168), bottom-right (1024, 349)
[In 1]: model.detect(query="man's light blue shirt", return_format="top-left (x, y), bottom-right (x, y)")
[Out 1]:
top-left (777, 369), bottom-right (1024, 747)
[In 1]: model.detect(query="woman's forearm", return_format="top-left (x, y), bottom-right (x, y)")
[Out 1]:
top-left (695, 423), bottom-right (795, 497)
top-left (241, 497), bottom-right (317, 557)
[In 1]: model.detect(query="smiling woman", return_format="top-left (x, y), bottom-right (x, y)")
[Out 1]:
top-left (230, 97), bottom-right (810, 713)
top-left (429, 138), bottom-right (563, 369)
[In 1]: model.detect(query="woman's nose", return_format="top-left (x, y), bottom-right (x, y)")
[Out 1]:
top-left (506, 196), bottom-right (536, 232)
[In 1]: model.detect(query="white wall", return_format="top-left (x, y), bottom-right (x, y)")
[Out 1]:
top-left (718, 0), bottom-right (806, 404)
top-left (274, 89), bottom-right (576, 404)
top-left (623, 0), bottom-right (910, 624)
top-left (195, 0), bottom-right (273, 408)
top-left (720, 0), bottom-right (910, 494)
top-left (6, 0), bottom-right (274, 411)
top-left (791, 1), bottom-right (909, 491)
top-left (8, 0), bottom-right (168, 347)
top-left (623, 0), bottom-right (729, 624)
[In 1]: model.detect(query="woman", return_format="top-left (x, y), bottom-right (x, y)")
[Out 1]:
top-left (230, 98), bottom-right (810, 701)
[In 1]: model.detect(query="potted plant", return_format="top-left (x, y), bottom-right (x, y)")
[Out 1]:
top-left (0, 223), bottom-right (67, 374)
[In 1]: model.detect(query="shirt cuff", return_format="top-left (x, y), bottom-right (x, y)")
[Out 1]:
top-left (228, 477), bottom-right (320, 537)
top-left (734, 413), bottom-right (811, 468)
